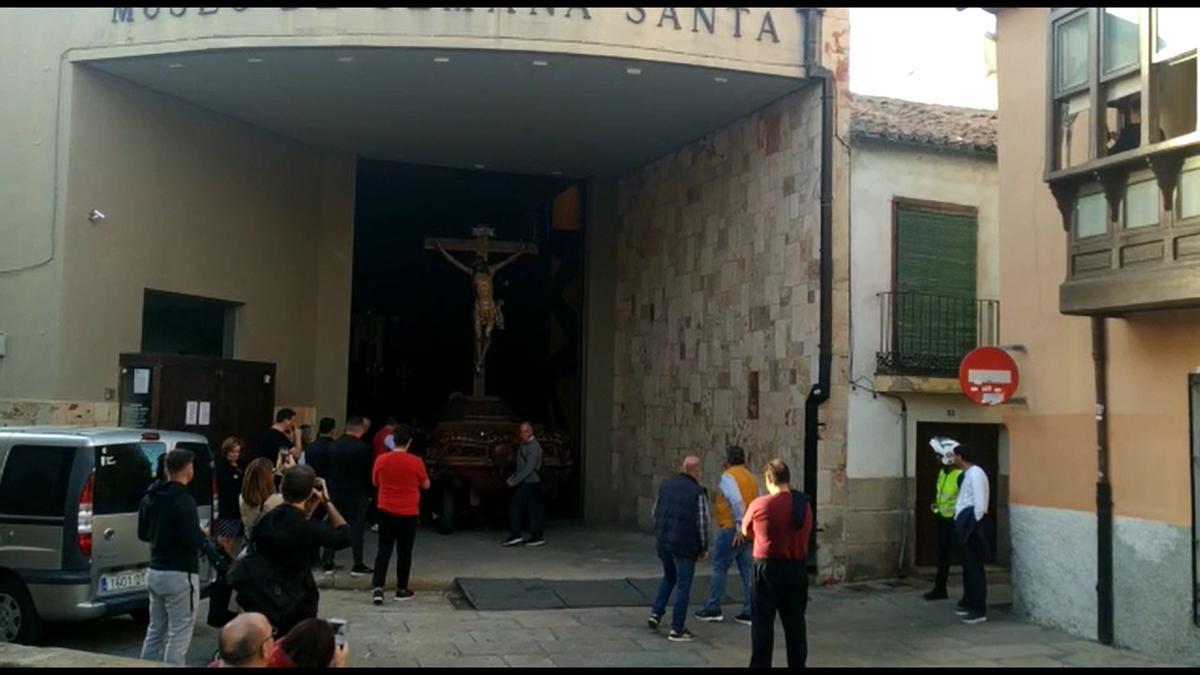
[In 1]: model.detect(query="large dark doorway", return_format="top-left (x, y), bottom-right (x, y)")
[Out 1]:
top-left (914, 422), bottom-right (1001, 566)
top-left (349, 160), bottom-right (585, 516)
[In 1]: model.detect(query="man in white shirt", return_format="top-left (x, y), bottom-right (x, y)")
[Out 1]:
top-left (952, 445), bottom-right (991, 624)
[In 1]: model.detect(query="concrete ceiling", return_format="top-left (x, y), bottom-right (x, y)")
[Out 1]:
top-left (86, 47), bottom-right (805, 178)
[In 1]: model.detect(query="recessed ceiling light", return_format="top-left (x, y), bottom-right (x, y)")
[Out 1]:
top-left (434, 57), bottom-right (451, 63)
top-left (474, 163), bottom-right (486, 169)
top-left (532, 60), bottom-right (549, 67)
top-left (336, 56), bottom-right (355, 63)
top-left (626, 67), bottom-right (642, 75)
top-left (714, 76), bottom-right (729, 83)
top-left (247, 57), bottom-right (264, 64)
top-left (168, 63), bottom-right (184, 69)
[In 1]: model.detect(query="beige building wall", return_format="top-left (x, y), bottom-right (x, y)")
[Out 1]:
top-left (996, 7), bottom-right (1200, 659)
top-left (845, 142), bottom-right (1004, 578)
top-left (57, 66), bottom-right (356, 419)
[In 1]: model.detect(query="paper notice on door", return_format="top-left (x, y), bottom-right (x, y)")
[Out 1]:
top-left (185, 401), bottom-right (199, 425)
top-left (198, 401), bottom-right (211, 426)
top-left (133, 368), bottom-right (151, 394)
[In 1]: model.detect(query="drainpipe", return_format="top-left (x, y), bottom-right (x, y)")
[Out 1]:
top-left (1092, 316), bottom-right (1114, 645)
top-left (798, 7), bottom-right (835, 570)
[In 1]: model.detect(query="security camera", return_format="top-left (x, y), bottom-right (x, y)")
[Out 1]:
top-left (88, 209), bottom-right (105, 223)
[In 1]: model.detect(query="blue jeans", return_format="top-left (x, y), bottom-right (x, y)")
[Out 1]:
top-left (651, 551), bottom-right (697, 632)
top-left (703, 528), bottom-right (752, 615)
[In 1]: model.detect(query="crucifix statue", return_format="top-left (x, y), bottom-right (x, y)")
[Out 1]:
top-left (425, 226), bottom-right (537, 397)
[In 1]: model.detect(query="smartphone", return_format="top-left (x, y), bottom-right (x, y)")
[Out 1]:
top-left (315, 478), bottom-right (326, 491)
top-left (328, 618), bottom-right (347, 648)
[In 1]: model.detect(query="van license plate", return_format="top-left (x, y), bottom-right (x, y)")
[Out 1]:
top-left (100, 569), bottom-right (148, 593)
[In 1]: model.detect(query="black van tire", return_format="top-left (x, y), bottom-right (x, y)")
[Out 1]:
top-left (0, 575), bottom-right (43, 645)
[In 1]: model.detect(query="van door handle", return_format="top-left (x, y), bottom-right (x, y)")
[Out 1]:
top-left (103, 528), bottom-right (116, 541)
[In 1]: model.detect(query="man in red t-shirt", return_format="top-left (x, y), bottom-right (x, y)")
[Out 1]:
top-left (741, 459), bottom-right (814, 669)
top-left (370, 424), bottom-right (429, 604)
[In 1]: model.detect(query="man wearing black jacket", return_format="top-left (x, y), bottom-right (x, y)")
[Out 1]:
top-left (138, 448), bottom-right (226, 666)
top-left (250, 465), bottom-right (350, 633)
top-left (322, 416), bottom-right (374, 576)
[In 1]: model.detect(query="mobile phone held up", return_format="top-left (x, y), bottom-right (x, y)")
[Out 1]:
top-left (328, 618), bottom-right (347, 648)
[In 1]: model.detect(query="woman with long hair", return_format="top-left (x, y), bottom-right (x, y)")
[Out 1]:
top-left (240, 457), bottom-right (284, 542)
top-left (214, 436), bottom-right (245, 557)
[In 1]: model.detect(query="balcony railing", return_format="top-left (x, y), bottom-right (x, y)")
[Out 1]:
top-left (876, 291), bottom-right (1000, 376)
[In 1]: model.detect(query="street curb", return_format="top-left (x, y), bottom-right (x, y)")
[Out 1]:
top-left (0, 643), bottom-right (162, 668)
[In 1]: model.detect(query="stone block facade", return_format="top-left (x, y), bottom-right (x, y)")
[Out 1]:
top-left (610, 69), bottom-right (853, 581)
top-left (0, 399), bottom-right (117, 427)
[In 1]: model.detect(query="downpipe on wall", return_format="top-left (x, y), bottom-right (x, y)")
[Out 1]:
top-left (798, 8), bottom-right (835, 571)
top-left (1092, 316), bottom-right (1114, 645)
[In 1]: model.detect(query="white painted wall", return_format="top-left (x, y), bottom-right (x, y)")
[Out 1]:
top-left (847, 141), bottom-right (1001, 478)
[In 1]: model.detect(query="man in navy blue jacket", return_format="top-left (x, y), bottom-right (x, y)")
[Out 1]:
top-left (648, 455), bottom-right (710, 642)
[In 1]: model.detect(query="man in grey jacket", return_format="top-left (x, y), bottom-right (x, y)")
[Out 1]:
top-left (502, 422), bottom-right (545, 547)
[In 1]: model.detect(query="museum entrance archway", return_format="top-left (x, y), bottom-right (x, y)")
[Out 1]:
top-left (349, 159), bottom-right (586, 521)
top-left (82, 43), bottom-right (809, 526)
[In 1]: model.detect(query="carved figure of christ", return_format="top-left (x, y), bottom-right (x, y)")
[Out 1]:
top-left (425, 227), bottom-right (536, 396)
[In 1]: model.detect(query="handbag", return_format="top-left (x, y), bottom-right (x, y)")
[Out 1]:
top-left (225, 517), bottom-right (307, 630)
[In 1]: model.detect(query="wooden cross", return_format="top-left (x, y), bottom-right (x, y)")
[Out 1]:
top-left (424, 226), bottom-right (538, 397)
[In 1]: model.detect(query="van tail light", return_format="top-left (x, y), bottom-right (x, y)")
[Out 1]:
top-left (77, 472), bottom-right (94, 558)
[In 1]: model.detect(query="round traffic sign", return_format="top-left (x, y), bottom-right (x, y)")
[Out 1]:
top-left (958, 346), bottom-right (1019, 406)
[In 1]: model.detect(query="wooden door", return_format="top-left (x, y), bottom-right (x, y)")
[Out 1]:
top-left (914, 422), bottom-right (1000, 566)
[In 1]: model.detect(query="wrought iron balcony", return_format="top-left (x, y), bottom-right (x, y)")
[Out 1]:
top-left (876, 291), bottom-right (1001, 377)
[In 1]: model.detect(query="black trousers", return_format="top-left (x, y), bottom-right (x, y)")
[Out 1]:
top-left (507, 482), bottom-right (544, 540)
top-left (324, 494), bottom-right (368, 568)
top-left (933, 516), bottom-right (965, 595)
top-left (750, 559), bottom-right (808, 669)
top-left (961, 520), bottom-right (989, 616)
top-left (372, 513), bottom-right (419, 590)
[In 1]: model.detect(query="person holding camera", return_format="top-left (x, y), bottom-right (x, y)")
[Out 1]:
top-left (247, 465), bottom-right (351, 633)
top-left (265, 618), bottom-right (350, 668)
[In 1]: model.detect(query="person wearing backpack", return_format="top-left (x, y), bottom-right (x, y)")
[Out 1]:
top-left (232, 465), bottom-right (350, 634)
top-left (138, 448), bottom-right (227, 665)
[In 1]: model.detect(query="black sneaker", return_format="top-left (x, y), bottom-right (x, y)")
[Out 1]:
top-left (693, 608), bottom-right (723, 622)
top-left (322, 563), bottom-right (336, 576)
top-left (350, 565), bottom-right (374, 577)
top-left (667, 629), bottom-right (695, 642)
top-left (954, 608), bottom-right (971, 617)
top-left (960, 612), bottom-right (988, 624)
top-left (395, 589), bottom-right (415, 601)
top-left (647, 613), bottom-right (663, 630)
top-left (501, 536), bottom-right (524, 547)
top-left (923, 589), bottom-right (948, 601)
top-left (524, 538), bottom-right (546, 547)
top-left (957, 599), bottom-right (968, 610)
top-left (372, 588), bottom-right (384, 606)
top-left (734, 612), bottom-right (752, 626)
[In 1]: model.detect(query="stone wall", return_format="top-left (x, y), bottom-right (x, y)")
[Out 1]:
top-left (611, 85), bottom-right (824, 526)
top-left (0, 399), bottom-right (117, 427)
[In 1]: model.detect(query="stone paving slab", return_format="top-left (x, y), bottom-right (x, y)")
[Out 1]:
top-left (36, 579), bottom-right (1196, 668)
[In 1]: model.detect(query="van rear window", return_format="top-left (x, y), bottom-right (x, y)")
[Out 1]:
top-left (95, 443), bottom-right (166, 515)
top-left (0, 445), bottom-right (75, 518)
top-left (94, 442), bottom-right (214, 514)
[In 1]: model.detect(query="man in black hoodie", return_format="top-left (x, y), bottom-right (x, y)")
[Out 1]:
top-left (138, 448), bottom-right (226, 666)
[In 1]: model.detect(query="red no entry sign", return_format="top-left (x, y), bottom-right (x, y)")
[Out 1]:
top-left (958, 346), bottom-right (1019, 406)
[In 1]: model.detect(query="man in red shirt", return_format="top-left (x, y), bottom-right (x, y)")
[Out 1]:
top-left (370, 424), bottom-right (429, 605)
top-left (741, 459), bottom-right (814, 669)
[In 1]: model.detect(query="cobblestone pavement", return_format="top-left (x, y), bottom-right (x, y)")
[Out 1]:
top-left (42, 579), bottom-right (1191, 667)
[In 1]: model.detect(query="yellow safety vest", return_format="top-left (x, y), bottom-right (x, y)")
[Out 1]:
top-left (933, 468), bottom-right (963, 519)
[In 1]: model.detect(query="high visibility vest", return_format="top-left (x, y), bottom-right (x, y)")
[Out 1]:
top-left (933, 468), bottom-right (963, 519)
